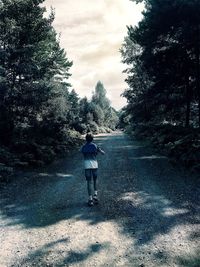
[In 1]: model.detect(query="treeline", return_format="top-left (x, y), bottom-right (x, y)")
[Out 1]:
top-left (120, 0), bottom-right (200, 170)
top-left (78, 81), bottom-right (118, 134)
top-left (0, 0), bottom-right (118, 179)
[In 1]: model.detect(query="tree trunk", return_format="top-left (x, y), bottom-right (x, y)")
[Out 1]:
top-left (195, 25), bottom-right (200, 127)
top-left (185, 73), bottom-right (191, 128)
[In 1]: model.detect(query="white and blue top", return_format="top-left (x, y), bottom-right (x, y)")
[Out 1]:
top-left (81, 142), bottom-right (103, 169)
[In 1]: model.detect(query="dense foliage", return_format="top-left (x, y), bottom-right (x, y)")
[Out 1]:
top-left (121, 0), bottom-right (200, 169)
top-left (0, 0), bottom-right (73, 144)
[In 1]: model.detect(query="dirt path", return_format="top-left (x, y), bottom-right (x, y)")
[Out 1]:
top-left (0, 132), bottom-right (199, 267)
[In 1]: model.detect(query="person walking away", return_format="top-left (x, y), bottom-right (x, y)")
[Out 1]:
top-left (81, 133), bottom-right (105, 206)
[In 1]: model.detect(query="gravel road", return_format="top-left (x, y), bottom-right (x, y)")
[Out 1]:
top-left (0, 132), bottom-right (199, 267)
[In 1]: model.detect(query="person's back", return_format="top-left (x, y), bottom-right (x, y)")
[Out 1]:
top-left (81, 142), bottom-right (101, 169)
top-left (80, 133), bottom-right (105, 206)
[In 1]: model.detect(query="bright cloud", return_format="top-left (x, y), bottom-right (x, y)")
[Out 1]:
top-left (43, 0), bottom-right (144, 110)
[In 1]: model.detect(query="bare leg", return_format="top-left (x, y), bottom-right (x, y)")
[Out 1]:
top-left (87, 180), bottom-right (92, 197)
top-left (93, 177), bottom-right (97, 192)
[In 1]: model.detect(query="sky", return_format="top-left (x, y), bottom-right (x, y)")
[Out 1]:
top-left (43, 0), bottom-right (144, 110)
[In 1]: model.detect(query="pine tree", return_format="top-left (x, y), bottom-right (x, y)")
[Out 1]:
top-left (123, 0), bottom-right (200, 128)
top-left (0, 0), bottom-right (73, 143)
top-left (90, 81), bottom-right (118, 130)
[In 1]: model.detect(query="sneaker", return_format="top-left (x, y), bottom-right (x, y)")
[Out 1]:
top-left (93, 195), bottom-right (99, 205)
top-left (88, 199), bottom-right (94, 207)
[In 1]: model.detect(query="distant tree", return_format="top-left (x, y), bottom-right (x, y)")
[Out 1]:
top-left (67, 89), bottom-right (79, 127)
top-left (79, 97), bottom-right (90, 124)
top-left (104, 107), bottom-right (119, 130)
top-left (91, 81), bottom-right (118, 129)
top-left (92, 81), bottom-right (110, 110)
top-left (78, 82), bottom-right (119, 133)
top-left (89, 102), bottom-right (104, 126)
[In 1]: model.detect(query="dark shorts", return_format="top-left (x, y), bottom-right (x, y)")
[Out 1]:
top-left (85, 168), bottom-right (98, 181)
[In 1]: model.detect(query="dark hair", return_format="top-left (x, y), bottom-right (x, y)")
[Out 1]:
top-left (86, 133), bottom-right (93, 142)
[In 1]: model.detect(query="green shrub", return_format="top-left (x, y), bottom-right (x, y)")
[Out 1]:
top-left (87, 121), bottom-right (99, 134)
top-left (130, 123), bottom-right (200, 170)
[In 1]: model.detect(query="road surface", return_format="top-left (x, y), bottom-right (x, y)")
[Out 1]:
top-left (0, 132), bottom-right (199, 267)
